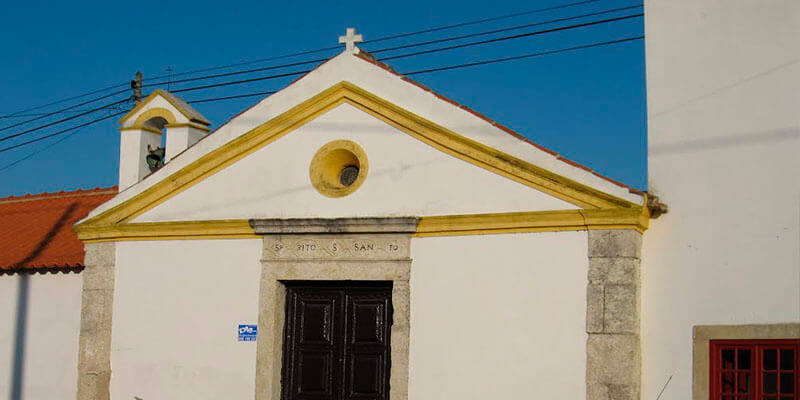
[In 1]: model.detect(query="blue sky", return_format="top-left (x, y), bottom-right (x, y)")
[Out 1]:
top-left (0, 0), bottom-right (646, 197)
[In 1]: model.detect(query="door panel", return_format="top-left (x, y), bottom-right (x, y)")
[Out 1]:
top-left (282, 282), bottom-right (392, 400)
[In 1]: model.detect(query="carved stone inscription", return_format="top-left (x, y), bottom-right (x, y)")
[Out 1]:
top-left (263, 234), bottom-right (410, 261)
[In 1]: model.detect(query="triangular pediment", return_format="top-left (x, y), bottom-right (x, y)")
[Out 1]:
top-left (75, 53), bottom-right (647, 241)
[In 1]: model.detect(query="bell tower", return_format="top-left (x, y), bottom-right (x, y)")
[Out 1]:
top-left (116, 89), bottom-right (211, 190)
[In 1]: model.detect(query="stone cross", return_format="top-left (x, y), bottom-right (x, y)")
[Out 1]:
top-left (339, 28), bottom-right (363, 53)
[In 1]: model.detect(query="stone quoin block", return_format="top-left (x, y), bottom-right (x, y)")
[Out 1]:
top-left (603, 284), bottom-right (639, 334)
top-left (588, 257), bottom-right (640, 284)
top-left (588, 230), bottom-right (642, 259)
top-left (586, 283), bottom-right (605, 333)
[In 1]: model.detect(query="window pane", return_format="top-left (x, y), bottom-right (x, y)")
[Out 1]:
top-left (722, 372), bottom-right (735, 392)
top-left (780, 373), bottom-right (794, 394)
top-left (737, 372), bottom-right (750, 393)
top-left (765, 349), bottom-right (778, 370)
top-left (723, 349), bottom-right (735, 369)
top-left (738, 349), bottom-right (751, 370)
top-left (780, 349), bottom-right (794, 370)
top-left (764, 373), bottom-right (777, 393)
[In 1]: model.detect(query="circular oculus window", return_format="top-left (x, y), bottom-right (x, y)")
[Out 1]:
top-left (309, 140), bottom-right (369, 198)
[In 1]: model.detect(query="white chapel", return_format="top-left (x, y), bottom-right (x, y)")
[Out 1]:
top-left (69, 29), bottom-right (653, 399)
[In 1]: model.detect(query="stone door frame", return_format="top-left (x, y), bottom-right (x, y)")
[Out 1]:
top-left (251, 217), bottom-right (418, 400)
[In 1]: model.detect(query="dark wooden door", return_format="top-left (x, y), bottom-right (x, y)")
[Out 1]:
top-left (282, 282), bottom-right (392, 400)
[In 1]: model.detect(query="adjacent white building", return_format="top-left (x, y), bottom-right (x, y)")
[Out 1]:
top-left (643, 0), bottom-right (799, 399)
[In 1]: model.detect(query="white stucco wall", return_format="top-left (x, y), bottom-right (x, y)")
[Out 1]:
top-left (642, 1), bottom-right (800, 399)
top-left (110, 239), bottom-right (262, 400)
top-left (409, 231), bottom-right (588, 399)
top-left (0, 273), bottom-right (83, 399)
top-left (133, 103), bottom-right (575, 223)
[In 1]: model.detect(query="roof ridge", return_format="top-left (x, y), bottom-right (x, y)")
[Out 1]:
top-left (351, 52), bottom-right (641, 195)
top-left (0, 186), bottom-right (118, 204)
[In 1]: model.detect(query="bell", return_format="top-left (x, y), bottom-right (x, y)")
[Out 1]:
top-left (146, 145), bottom-right (165, 172)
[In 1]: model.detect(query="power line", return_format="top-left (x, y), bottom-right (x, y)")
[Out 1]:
top-left (380, 12), bottom-right (643, 61)
top-left (0, 89), bottom-right (130, 134)
top-left (368, 4), bottom-right (641, 54)
top-left (0, 0), bottom-right (610, 120)
top-left (140, 4), bottom-right (641, 90)
top-left (143, 57), bottom-right (329, 89)
top-left (405, 35), bottom-right (644, 75)
top-left (0, 126), bottom-right (88, 172)
top-left (0, 33), bottom-right (643, 156)
top-left (368, 0), bottom-right (603, 44)
top-left (0, 98), bottom-right (130, 143)
top-left (0, 110), bottom-right (127, 155)
top-left (131, 12), bottom-right (642, 97)
top-left (0, 83), bottom-right (129, 119)
top-left (146, 48), bottom-right (339, 83)
top-left (187, 91), bottom-right (278, 104)
top-left (142, 0), bottom-right (607, 83)
top-left (0, 7), bottom-right (644, 152)
top-left (171, 70), bottom-right (311, 94)
top-left (0, 108), bottom-right (110, 119)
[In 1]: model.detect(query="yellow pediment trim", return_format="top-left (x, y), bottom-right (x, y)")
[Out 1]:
top-left (76, 81), bottom-right (638, 235)
top-left (75, 208), bottom-right (648, 242)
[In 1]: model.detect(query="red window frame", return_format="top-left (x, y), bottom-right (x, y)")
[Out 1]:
top-left (710, 339), bottom-right (799, 400)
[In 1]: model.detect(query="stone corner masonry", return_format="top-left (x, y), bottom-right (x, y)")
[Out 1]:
top-left (586, 229), bottom-right (642, 400)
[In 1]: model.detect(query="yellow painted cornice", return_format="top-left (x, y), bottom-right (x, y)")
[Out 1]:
top-left (74, 208), bottom-right (648, 242)
top-left (75, 219), bottom-right (257, 242)
top-left (76, 81), bottom-right (641, 238)
top-left (415, 207), bottom-right (648, 237)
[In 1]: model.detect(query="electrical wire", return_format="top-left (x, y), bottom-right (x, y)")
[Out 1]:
top-left (130, 12), bottom-right (643, 96)
top-left (368, 0), bottom-right (604, 44)
top-left (0, 126), bottom-right (89, 172)
top-left (0, 89), bottom-right (130, 134)
top-left (379, 13), bottom-right (643, 61)
top-left (367, 4), bottom-right (641, 54)
top-left (139, 4), bottom-right (641, 90)
top-left (404, 35), bottom-right (644, 75)
top-left (0, 33), bottom-right (643, 156)
top-left (142, 0), bottom-right (607, 83)
top-left (0, 98), bottom-right (130, 143)
top-left (0, 108), bottom-right (111, 119)
top-left (142, 57), bottom-right (329, 89)
top-left (0, 21), bottom-right (643, 146)
top-left (0, 83), bottom-right (129, 119)
top-left (187, 91), bottom-right (278, 104)
top-left (0, 0), bottom-right (611, 120)
top-left (0, 110), bottom-right (128, 155)
top-left (171, 70), bottom-right (311, 94)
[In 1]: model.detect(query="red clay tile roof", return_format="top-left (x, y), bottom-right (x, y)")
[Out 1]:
top-left (0, 187), bottom-right (116, 274)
